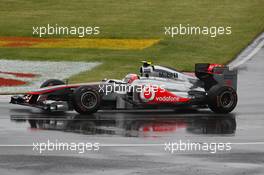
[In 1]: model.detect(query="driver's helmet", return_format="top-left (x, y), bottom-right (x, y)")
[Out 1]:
top-left (123, 74), bottom-right (139, 84)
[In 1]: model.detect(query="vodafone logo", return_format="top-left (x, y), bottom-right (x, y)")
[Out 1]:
top-left (139, 85), bottom-right (190, 104)
top-left (140, 87), bottom-right (155, 102)
top-left (156, 96), bottom-right (180, 102)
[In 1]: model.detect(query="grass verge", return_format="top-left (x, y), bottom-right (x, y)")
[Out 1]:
top-left (0, 0), bottom-right (263, 83)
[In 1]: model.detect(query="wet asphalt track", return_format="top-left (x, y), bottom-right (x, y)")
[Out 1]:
top-left (0, 48), bottom-right (264, 175)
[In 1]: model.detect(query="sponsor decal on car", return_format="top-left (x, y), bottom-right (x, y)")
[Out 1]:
top-left (140, 86), bottom-right (190, 104)
top-left (139, 86), bottom-right (156, 102)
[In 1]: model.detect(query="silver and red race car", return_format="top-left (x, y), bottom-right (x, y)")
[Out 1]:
top-left (10, 61), bottom-right (238, 114)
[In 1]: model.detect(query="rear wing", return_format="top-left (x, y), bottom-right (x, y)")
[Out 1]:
top-left (195, 63), bottom-right (237, 91)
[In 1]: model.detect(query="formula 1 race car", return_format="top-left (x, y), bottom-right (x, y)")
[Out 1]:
top-left (10, 61), bottom-right (238, 114)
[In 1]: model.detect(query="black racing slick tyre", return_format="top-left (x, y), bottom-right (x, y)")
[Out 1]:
top-left (72, 86), bottom-right (101, 114)
top-left (207, 85), bottom-right (237, 113)
top-left (40, 79), bottom-right (65, 88)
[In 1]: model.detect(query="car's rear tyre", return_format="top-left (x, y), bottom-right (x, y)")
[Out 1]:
top-left (40, 79), bottom-right (65, 88)
top-left (72, 86), bottom-right (101, 114)
top-left (207, 85), bottom-right (237, 113)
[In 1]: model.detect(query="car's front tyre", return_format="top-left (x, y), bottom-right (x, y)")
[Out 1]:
top-left (72, 86), bottom-right (101, 114)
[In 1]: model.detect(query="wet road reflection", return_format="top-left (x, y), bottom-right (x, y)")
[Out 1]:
top-left (10, 110), bottom-right (236, 137)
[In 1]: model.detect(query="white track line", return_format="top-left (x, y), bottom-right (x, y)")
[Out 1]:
top-left (228, 32), bottom-right (264, 70)
top-left (1, 142), bottom-right (264, 147)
